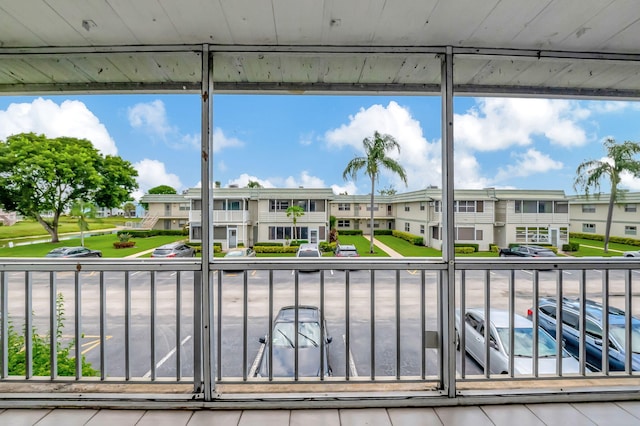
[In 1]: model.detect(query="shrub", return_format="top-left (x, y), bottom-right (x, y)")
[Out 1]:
top-left (7, 293), bottom-right (98, 377)
top-left (254, 245), bottom-right (298, 254)
top-left (489, 244), bottom-right (499, 253)
top-left (391, 230), bottom-right (423, 246)
top-left (455, 243), bottom-right (479, 252)
top-left (454, 246), bottom-right (475, 254)
top-left (290, 240), bottom-right (309, 246)
top-left (373, 229), bottom-right (393, 236)
top-left (337, 230), bottom-right (363, 236)
top-left (563, 242), bottom-right (580, 252)
top-left (319, 241), bottom-right (336, 252)
top-left (254, 242), bottom-right (284, 247)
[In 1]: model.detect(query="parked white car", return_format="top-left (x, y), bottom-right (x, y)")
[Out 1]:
top-left (623, 250), bottom-right (640, 258)
top-left (455, 308), bottom-right (580, 375)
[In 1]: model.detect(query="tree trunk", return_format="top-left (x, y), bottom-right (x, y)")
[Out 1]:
top-left (35, 212), bottom-right (59, 243)
top-left (369, 177), bottom-right (375, 253)
top-left (604, 188), bottom-right (616, 253)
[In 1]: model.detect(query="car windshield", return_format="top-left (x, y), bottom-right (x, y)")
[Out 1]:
top-left (496, 327), bottom-right (562, 357)
top-left (272, 321), bottom-right (320, 348)
top-left (153, 249), bottom-right (172, 255)
top-left (225, 251), bottom-right (244, 257)
top-left (298, 251), bottom-right (319, 257)
top-left (609, 323), bottom-right (640, 353)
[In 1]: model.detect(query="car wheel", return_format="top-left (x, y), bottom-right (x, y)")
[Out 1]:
top-left (499, 253), bottom-right (506, 258)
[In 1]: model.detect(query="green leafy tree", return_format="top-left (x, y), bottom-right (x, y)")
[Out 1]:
top-left (343, 131), bottom-right (408, 253)
top-left (148, 185), bottom-right (177, 195)
top-left (0, 133), bottom-right (138, 243)
top-left (574, 138), bottom-right (640, 252)
top-left (247, 180), bottom-right (262, 188)
top-left (286, 205), bottom-right (305, 241)
top-left (378, 185), bottom-right (397, 196)
top-left (123, 202), bottom-right (137, 218)
top-left (140, 185), bottom-right (177, 209)
top-left (70, 200), bottom-right (97, 247)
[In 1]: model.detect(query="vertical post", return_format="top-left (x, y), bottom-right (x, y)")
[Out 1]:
top-left (200, 44), bottom-right (214, 400)
top-left (440, 46), bottom-right (456, 397)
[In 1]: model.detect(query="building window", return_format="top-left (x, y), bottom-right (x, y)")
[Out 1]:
top-left (179, 203), bottom-right (190, 211)
top-left (338, 203), bottom-right (350, 211)
top-left (582, 223), bottom-right (596, 233)
top-left (420, 202), bottom-right (425, 211)
top-left (455, 227), bottom-right (476, 240)
top-left (554, 202), bottom-right (568, 213)
top-left (269, 199), bottom-right (290, 212)
top-left (420, 224), bottom-right (425, 234)
top-left (192, 200), bottom-right (202, 211)
top-left (268, 226), bottom-right (309, 240)
top-left (431, 226), bottom-right (440, 240)
top-left (404, 223), bottom-right (410, 232)
top-left (191, 225), bottom-right (202, 240)
top-left (625, 204), bottom-right (637, 213)
top-left (625, 226), bottom-right (637, 235)
top-left (228, 200), bottom-right (241, 210)
top-left (337, 220), bottom-right (350, 227)
top-left (404, 205), bottom-right (410, 212)
top-left (581, 204), bottom-right (596, 213)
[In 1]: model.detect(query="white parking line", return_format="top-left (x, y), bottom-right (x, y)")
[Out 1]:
top-left (143, 335), bottom-right (191, 378)
top-left (343, 334), bottom-right (358, 377)
top-left (248, 343), bottom-right (265, 378)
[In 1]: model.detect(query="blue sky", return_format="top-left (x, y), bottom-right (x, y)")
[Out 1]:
top-left (1, 94), bottom-right (640, 201)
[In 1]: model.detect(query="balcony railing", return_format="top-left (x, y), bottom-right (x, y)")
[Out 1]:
top-left (1, 257), bottom-right (639, 404)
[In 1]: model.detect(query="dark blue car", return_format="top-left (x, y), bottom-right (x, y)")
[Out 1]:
top-left (529, 297), bottom-right (640, 372)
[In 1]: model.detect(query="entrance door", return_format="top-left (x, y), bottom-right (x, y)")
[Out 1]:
top-left (228, 228), bottom-right (237, 249)
top-left (550, 228), bottom-right (559, 247)
top-left (309, 229), bottom-right (318, 244)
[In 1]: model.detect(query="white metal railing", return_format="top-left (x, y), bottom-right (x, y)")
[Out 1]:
top-left (1, 257), bottom-right (639, 403)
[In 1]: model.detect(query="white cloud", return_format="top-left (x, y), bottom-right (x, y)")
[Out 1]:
top-left (495, 149), bottom-right (564, 181)
top-left (455, 98), bottom-right (589, 151)
top-left (213, 128), bottom-right (244, 152)
top-left (325, 101), bottom-right (444, 192)
top-left (128, 100), bottom-right (174, 138)
top-left (620, 171), bottom-right (640, 191)
top-left (227, 173), bottom-right (275, 188)
top-left (284, 171), bottom-right (326, 188)
top-left (0, 98), bottom-right (117, 155)
top-left (331, 181), bottom-right (358, 195)
top-left (132, 159), bottom-right (183, 200)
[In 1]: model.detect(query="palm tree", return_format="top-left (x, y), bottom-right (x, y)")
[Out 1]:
top-left (574, 138), bottom-right (640, 252)
top-left (343, 131), bottom-right (408, 253)
top-left (247, 180), bottom-right (262, 188)
top-left (286, 205), bottom-right (305, 241)
top-left (70, 200), bottom-right (97, 247)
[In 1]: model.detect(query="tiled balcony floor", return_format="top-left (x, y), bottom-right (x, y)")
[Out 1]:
top-left (3, 401), bottom-right (640, 426)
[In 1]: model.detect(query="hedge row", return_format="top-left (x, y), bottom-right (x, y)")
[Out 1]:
top-left (117, 229), bottom-right (187, 238)
top-left (569, 232), bottom-right (640, 247)
top-left (391, 230), bottom-right (423, 246)
top-left (254, 246), bottom-right (299, 254)
top-left (373, 229), bottom-right (393, 236)
top-left (337, 230), bottom-right (364, 236)
top-left (563, 242), bottom-right (580, 252)
top-left (455, 247), bottom-right (475, 254)
top-left (454, 243), bottom-right (479, 252)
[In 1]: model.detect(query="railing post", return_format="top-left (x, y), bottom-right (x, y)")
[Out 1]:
top-left (440, 46), bottom-right (456, 397)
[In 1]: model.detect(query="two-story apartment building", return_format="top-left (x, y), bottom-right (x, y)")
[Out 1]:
top-left (182, 187), bottom-right (334, 250)
top-left (331, 188), bottom-right (570, 251)
top-left (138, 193), bottom-right (190, 231)
top-left (568, 192), bottom-right (640, 238)
top-left (140, 187), bottom-right (577, 251)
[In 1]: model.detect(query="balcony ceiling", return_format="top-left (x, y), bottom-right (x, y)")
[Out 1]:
top-left (1, 0), bottom-right (640, 98)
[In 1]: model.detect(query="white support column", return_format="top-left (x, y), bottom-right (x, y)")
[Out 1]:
top-left (440, 46), bottom-right (456, 398)
top-left (200, 44), bottom-right (215, 400)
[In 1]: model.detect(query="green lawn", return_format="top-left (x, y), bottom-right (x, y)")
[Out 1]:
top-left (0, 233), bottom-right (186, 258)
top-left (0, 217), bottom-right (137, 241)
top-left (567, 238), bottom-right (638, 257)
top-left (335, 234), bottom-right (389, 257)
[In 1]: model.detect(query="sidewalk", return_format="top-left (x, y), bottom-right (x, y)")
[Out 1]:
top-left (372, 237), bottom-right (403, 258)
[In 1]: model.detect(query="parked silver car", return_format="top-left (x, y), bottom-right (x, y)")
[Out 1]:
top-left (151, 242), bottom-right (195, 258)
top-left (455, 308), bottom-right (580, 375)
